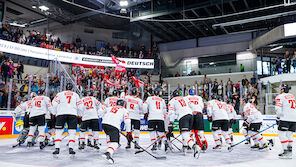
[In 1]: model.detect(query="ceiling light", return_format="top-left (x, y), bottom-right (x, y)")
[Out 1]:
top-left (32, 5), bottom-right (37, 9)
top-left (270, 46), bottom-right (283, 52)
top-left (9, 22), bottom-right (27, 28)
top-left (39, 5), bottom-right (49, 11)
top-left (119, 1), bottom-right (128, 7)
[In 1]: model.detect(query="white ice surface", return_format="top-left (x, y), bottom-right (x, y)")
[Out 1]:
top-left (0, 134), bottom-right (296, 167)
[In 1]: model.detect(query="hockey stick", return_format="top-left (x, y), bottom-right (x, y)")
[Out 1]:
top-left (120, 132), bottom-right (166, 160)
top-left (229, 123), bottom-right (276, 151)
top-left (135, 123), bottom-right (179, 154)
top-left (171, 134), bottom-right (182, 144)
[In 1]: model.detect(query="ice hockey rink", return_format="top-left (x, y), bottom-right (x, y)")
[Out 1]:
top-left (0, 134), bottom-right (295, 167)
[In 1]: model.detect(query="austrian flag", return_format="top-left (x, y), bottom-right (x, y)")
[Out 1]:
top-left (131, 76), bottom-right (145, 88)
top-left (111, 55), bottom-right (127, 73)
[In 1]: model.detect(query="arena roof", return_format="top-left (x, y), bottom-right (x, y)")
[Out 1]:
top-left (5, 0), bottom-right (296, 43)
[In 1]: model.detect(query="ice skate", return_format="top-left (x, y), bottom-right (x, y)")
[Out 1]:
top-left (94, 141), bottom-right (100, 150)
top-left (250, 144), bottom-right (259, 150)
top-left (125, 141), bottom-right (131, 149)
top-left (212, 145), bottom-right (221, 152)
top-left (151, 143), bottom-right (157, 152)
top-left (39, 142), bottom-right (46, 150)
top-left (102, 152), bottom-right (114, 164)
top-left (134, 141), bottom-right (141, 149)
top-left (259, 143), bottom-right (269, 151)
top-left (52, 148), bottom-right (60, 158)
top-left (79, 142), bottom-right (85, 150)
top-left (279, 150), bottom-right (292, 159)
top-left (193, 144), bottom-right (201, 159)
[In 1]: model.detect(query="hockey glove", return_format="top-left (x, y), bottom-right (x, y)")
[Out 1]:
top-left (233, 119), bottom-right (237, 124)
top-left (276, 117), bottom-right (280, 125)
top-left (127, 132), bottom-right (133, 142)
top-left (208, 116), bottom-right (212, 122)
top-left (144, 113), bottom-right (149, 122)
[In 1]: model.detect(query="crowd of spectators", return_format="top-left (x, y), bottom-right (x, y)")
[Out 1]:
top-left (0, 21), bottom-right (159, 59)
top-left (173, 74), bottom-right (261, 114)
top-left (271, 51), bottom-right (296, 75)
top-left (0, 21), bottom-right (162, 109)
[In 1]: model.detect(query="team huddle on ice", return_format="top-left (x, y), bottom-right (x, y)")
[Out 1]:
top-left (11, 83), bottom-right (296, 164)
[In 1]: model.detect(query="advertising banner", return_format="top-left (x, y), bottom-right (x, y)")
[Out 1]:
top-left (0, 39), bottom-right (154, 69)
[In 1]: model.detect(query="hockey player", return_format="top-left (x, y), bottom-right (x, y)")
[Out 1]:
top-left (143, 89), bottom-right (168, 152)
top-left (27, 89), bottom-right (53, 149)
top-left (168, 91), bottom-right (201, 159)
top-left (242, 98), bottom-right (269, 151)
top-left (12, 94), bottom-right (35, 147)
top-left (207, 95), bottom-right (232, 151)
top-left (101, 99), bottom-right (131, 164)
top-left (275, 84), bottom-right (296, 159)
top-left (78, 91), bottom-right (105, 150)
top-left (104, 90), bottom-right (119, 107)
top-left (124, 88), bottom-right (143, 149)
top-left (225, 99), bottom-right (237, 142)
top-left (52, 83), bottom-right (81, 156)
top-left (185, 89), bottom-right (208, 152)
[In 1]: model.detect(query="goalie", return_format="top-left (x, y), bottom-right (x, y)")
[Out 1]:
top-left (11, 93), bottom-right (37, 147)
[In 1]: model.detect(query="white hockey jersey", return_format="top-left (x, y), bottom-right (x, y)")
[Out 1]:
top-left (30, 96), bottom-right (53, 118)
top-left (52, 91), bottom-right (80, 116)
top-left (101, 106), bottom-right (131, 132)
top-left (225, 103), bottom-right (237, 120)
top-left (243, 103), bottom-right (263, 123)
top-left (78, 96), bottom-right (105, 121)
top-left (13, 100), bottom-right (32, 116)
top-left (275, 93), bottom-right (296, 122)
top-left (143, 96), bottom-right (167, 121)
top-left (124, 95), bottom-right (143, 120)
top-left (104, 96), bottom-right (119, 108)
top-left (184, 95), bottom-right (204, 114)
top-left (168, 96), bottom-right (192, 122)
top-left (207, 100), bottom-right (229, 121)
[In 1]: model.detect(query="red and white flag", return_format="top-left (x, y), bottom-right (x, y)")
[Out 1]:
top-left (111, 55), bottom-right (127, 74)
top-left (131, 76), bottom-right (145, 88)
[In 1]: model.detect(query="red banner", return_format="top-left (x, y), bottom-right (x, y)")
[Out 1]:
top-left (0, 117), bottom-right (13, 135)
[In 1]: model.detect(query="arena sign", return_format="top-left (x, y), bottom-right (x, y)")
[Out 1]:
top-left (0, 39), bottom-right (154, 69)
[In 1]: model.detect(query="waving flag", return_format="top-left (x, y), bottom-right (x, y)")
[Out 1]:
top-left (131, 76), bottom-right (145, 88)
top-left (104, 75), bottom-right (115, 87)
top-left (111, 55), bottom-right (127, 73)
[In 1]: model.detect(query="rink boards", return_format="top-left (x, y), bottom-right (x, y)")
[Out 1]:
top-left (0, 110), bottom-right (280, 138)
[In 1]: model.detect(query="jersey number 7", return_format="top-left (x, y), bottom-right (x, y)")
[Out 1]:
top-left (288, 99), bottom-right (296, 109)
top-left (66, 96), bottom-right (72, 104)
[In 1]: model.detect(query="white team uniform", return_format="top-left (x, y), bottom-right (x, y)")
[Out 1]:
top-left (185, 95), bottom-right (204, 114)
top-left (52, 91), bottom-right (80, 116)
top-left (14, 100), bottom-right (32, 117)
top-left (78, 96), bottom-right (104, 121)
top-left (144, 96), bottom-right (167, 121)
top-left (104, 96), bottom-right (119, 108)
top-left (78, 96), bottom-right (104, 146)
top-left (243, 103), bottom-right (263, 124)
top-left (143, 96), bottom-right (167, 144)
top-left (101, 106), bottom-right (131, 158)
top-left (27, 96), bottom-right (53, 144)
top-left (243, 103), bottom-right (267, 148)
top-left (102, 106), bottom-right (131, 131)
top-left (207, 100), bottom-right (229, 121)
top-left (52, 91), bottom-right (81, 150)
top-left (124, 95), bottom-right (143, 143)
top-left (275, 93), bottom-right (296, 122)
top-left (225, 104), bottom-right (237, 120)
top-left (185, 95), bottom-right (207, 150)
top-left (207, 100), bottom-right (231, 147)
top-left (275, 93), bottom-right (296, 154)
top-left (168, 96), bottom-right (199, 152)
top-left (124, 95), bottom-right (143, 120)
top-left (30, 96), bottom-right (53, 118)
top-left (168, 96), bottom-right (192, 122)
